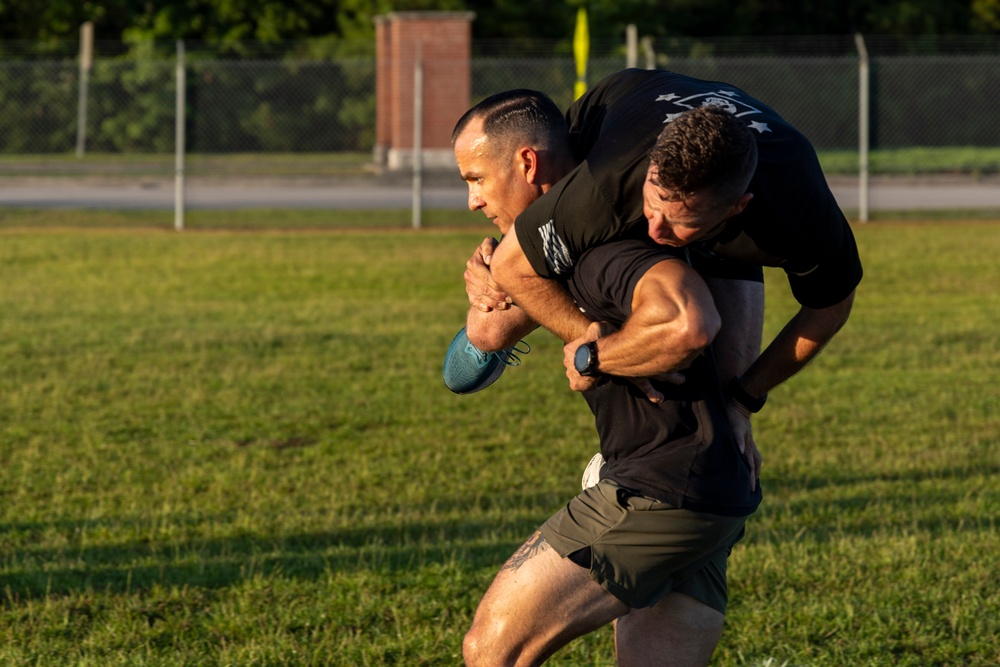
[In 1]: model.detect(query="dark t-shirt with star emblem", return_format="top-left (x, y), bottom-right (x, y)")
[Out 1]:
top-left (513, 68), bottom-right (863, 309)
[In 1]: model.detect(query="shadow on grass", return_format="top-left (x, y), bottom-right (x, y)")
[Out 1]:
top-left (4, 463), bottom-right (995, 600)
top-left (749, 461), bottom-right (1000, 545)
top-left (0, 494), bottom-right (554, 601)
top-left (763, 460), bottom-right (1000, 494)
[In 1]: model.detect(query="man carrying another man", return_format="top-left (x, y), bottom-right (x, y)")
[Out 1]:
top-left (449, 68), bottom-right (863, 665)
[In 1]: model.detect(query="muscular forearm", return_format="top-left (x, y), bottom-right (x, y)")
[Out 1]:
top-left (466, 304), bottom-right (538, 353)
top-left (596, 263), bottom-right (721, 377)
top-left (589, 318), bottom-right (709, 377)
top-left (501, 271), bottom-right (590, 343)
top-left (741, 290), bottom-right (856, 398)
top-left (490, 225), bottom-right (591, 343)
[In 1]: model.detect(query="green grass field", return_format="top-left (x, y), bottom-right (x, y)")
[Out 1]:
top-left (0, 218), bottom-right (997, 665)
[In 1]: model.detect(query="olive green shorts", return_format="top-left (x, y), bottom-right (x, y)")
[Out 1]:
top-left (540, 479), bottom-right (750, 613)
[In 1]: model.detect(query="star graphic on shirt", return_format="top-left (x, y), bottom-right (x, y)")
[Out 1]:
top-left (748, 121), bottom-right (772, 134)
top-left (663, 112), bottom-right (685, 123)
top-left (656, 93), bottom-right (681, 102)
top-left (715, 90), bottom-right (739, 97)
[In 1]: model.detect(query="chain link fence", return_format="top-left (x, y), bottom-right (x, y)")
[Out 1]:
top-left (1, 35), bottom-right (998, 214)
top-left (0, 54), bottom-right (375, 163)
top-left (471, 55), bottom-right (862, 151)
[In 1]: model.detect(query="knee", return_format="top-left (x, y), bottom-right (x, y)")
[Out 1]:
top-left (462, 623), bottom-right (504, 667)
top-left (462, 622), bottom-right (494, 667)
top-left (462, 619), bottom-right (524, 667)
top-left (462, 626), bottom-right (485, 667)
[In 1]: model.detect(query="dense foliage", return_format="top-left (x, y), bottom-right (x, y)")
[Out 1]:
top-left (0, 0), bottom-right (997, 51)
top-left (0, 1), bottom-right (997, 156)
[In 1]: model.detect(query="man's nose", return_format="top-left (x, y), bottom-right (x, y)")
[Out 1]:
top-left (647, 212), bottom-right (673, 241)
top-left (646, 209), bottom-right (664, 232)
top-left (468, 189), bottom-right (485, 211)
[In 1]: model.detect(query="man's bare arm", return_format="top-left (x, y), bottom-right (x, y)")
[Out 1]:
top-left (561, 259), bottom-right (720, 399)
top-left (489, 225), bottom-right (591, 343)
top-left (461, 237), bottom-right (539, 351)
top-left (466, 301), bottom-right (538, 353)
top-left (740, 289), bottom-right (856, 399)
top-left (577, 259), bottom-right (721, 378)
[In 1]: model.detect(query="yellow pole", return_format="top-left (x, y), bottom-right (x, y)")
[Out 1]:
top-left (573, 7), bottom-right (589, 100)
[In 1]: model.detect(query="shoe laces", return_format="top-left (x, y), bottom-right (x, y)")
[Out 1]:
top-left (498, 340), bottom-right (531, 366)
top-left (465, 339), bottom-right (531, 367)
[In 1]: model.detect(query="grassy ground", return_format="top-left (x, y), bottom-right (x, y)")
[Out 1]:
top-left (0, 219), bottom-right (997, 665)
top-left (3, 207), bottom-right (1000, 234)
top-left (817, 147), bottom-right (1000, 176)
top-left (0, 208), bottom-right (477, 231)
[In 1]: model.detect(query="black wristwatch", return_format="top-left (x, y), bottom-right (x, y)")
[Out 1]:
top-left (573, 341), bottom-right (601, 377)
top-left (727, 376), bottom-right (767, 413)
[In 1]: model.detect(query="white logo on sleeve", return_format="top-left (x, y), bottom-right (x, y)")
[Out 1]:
top-left (539, 220), bottom-right (573, 276)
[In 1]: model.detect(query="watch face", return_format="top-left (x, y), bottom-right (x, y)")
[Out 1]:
top-left (574, 344), bottom-right (592, 373)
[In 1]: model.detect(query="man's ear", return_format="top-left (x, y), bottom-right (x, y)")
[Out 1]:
top-left (730, 192), bottom-right (754, 216)
top-left (516, 146), bottom-right (541, 184)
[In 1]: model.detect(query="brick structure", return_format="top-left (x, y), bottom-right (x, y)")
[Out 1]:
top-left (374, 11), bottom-right (475, 172)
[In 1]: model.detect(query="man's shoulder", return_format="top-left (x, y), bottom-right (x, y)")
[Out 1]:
top-left (579, 239), bottom-right (685, 267)
top-left (571, 240), bottom-right (687, 305)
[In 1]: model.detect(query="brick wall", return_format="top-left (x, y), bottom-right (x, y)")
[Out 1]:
top-left (374, 12), bottom-right (475, 171)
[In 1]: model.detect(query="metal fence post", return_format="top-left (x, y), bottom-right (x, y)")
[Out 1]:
top-left (75, 22), bottom-right (93, 157)
top-left (855, 33), bottom-right (870, 223)
top-left (175, 40), bottom-right (186, 232)
top-left (412, 42), bottom-right (423, 231)
top-left (641, 37), bottom-right (656, 70)
top-left (626, 25), bottom-right (638, 69)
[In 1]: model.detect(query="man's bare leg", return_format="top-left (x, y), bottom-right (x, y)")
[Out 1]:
top-left (614, 592), bottom-right (725, 667)
top-left (463, 530), bottom-right (628, 667)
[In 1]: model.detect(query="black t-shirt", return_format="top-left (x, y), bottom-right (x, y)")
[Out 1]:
top-left (515, 68), bottom-right (863, 309)
top-left (566, 240), bottom-right (762, 517)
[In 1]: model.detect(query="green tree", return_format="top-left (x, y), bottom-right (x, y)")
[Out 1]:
top-left (972, 0), bottom-right (1000, 30)
top-left (0, 0), bottom-right (996, 51)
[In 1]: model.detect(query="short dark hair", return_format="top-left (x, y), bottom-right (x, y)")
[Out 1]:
top-left (648, 106), bottom-right (758, 207)
top-left (452, 89), bottom-right (570, 158)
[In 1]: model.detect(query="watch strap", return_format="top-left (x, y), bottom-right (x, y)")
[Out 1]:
top-left (727, 376), bottom-right (767, 413)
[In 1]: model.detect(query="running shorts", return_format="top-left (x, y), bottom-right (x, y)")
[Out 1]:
top-left (540, 479), bottom-right (750, 613)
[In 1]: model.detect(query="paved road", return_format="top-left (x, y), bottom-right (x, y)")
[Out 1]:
top-left (1, 175), bottom-right (998, 212)
top-left (826, 176), bottom-right (1000, 211)
top-left (0, 179), bottom-right (470, 211)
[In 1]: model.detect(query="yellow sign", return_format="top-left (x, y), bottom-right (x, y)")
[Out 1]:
top-left (573, 7), bottom-right (589, 100)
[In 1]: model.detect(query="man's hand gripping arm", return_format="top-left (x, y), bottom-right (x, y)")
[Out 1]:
top-left (486, 224), bottom-right (592, 343)
top-left (462, 237), bottom-right (539, 352)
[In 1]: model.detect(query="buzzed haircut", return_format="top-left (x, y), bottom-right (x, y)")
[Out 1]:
top-left (649, 105), bottom-right (758, 207)
top-left (452, 89), bottom-right (570, 158)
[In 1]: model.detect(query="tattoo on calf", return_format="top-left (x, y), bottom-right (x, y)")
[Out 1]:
top-left (500, 530), bottom-right (550, 573)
